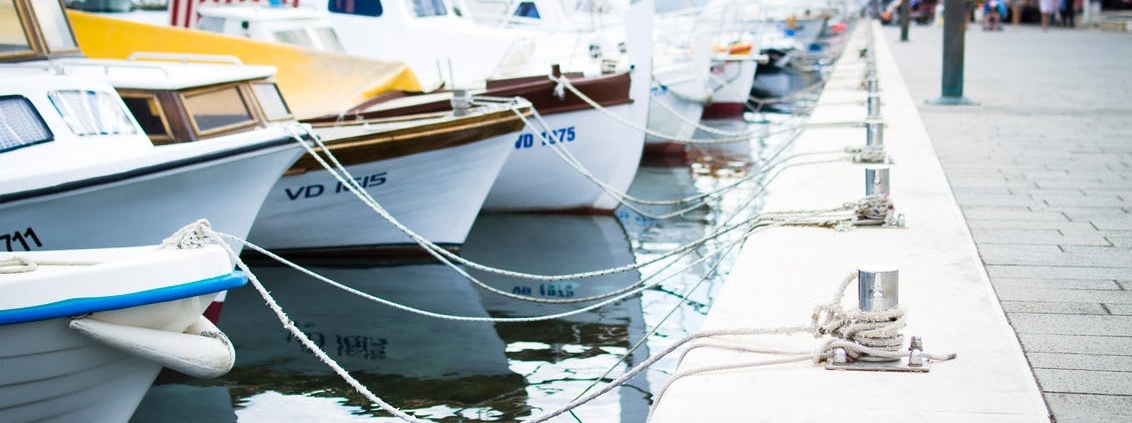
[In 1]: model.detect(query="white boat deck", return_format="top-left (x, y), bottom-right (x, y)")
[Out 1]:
top-left (646, 21), bottom-right (1050, 422)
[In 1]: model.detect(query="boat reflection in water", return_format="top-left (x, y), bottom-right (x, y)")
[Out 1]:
top-left (462, 213), bottom-right (651, 422)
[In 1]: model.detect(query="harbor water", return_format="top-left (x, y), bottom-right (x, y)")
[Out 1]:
top-left (128, 70), bottom-right (828, 423)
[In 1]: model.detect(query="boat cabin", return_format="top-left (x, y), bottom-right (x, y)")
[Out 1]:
top-left (2, 0), bottom-right (296, 145)
top-left (194, 4), bottom-right (347, 53)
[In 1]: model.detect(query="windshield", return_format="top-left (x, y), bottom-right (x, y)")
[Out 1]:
top-left (48, 90), bottom-right (139, 136)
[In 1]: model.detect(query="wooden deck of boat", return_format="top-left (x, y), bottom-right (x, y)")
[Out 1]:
top-left (647, 21), bottom-right (1050, 422)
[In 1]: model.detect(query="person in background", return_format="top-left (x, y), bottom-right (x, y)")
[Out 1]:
top-left (984, 0), bottom-right (1007, 29)
top-left (1058, 0), bottom-right (1076, 26)
top-left (1039, 0), bottom-right (1054, 30)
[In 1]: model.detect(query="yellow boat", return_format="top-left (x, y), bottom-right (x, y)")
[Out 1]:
top-left (66, 10), bottom-right (421, 119)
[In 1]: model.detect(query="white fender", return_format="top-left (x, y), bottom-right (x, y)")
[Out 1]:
top-left (69, 315), bottom-right (236, 379)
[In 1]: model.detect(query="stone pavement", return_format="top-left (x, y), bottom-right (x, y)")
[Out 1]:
top-left (881, 21), bottom-right (1132, 423)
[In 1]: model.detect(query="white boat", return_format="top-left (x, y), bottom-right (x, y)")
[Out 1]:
top-left (295, 1), bottom-right (657, 213)
top-left (644, 5), bottom-right (715, 154)
top-left (320, 67), bottom-right (648, 214)
top-left (0, 73), bottom-right (302, 255)
top-left (248, 97), bottom-right (531, 258)
top-left (0, 235), bottom-right (243, 423)
top-left (0, 0), bottom-right (306, 321)
top-left (702, 46), bottom-right (762, 120)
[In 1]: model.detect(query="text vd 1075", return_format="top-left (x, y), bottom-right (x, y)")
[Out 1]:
top-left (514, 126), bottom-right (577, 149)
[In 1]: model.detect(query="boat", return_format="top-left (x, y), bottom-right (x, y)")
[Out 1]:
top-left (0, 0), bottom-right (307, 321)
top-left (0, 229), bottom-right (244, 423)
top-left (65, 8), bottom-right (422, 119)
top-left (643, 4), bottom-right (717, 155)
top-left (95, 0), bottom-right (633, 90)
top-left (0, 71), bottom-right (303, 252)
top-left (308, 66), bottom-right (647, 214)
top-left (247, 95), bottom-right (532, 259)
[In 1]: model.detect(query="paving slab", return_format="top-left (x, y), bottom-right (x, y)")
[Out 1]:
top-left (883, 17), bottom-right (1132, 423)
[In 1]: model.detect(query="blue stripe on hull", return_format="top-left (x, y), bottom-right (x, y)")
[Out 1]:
top-left (0, 271), bottom-right (247, 326)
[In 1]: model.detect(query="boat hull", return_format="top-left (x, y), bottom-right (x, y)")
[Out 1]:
top-left (247, 131), bottom-right (513, 255)
top-left (0, 295), bottom-right (218, 423)
top-left (0, 140), bottom-right (302, 254)
top-left (483, 103), bottom-right (644, 213)
top-left (645, 64), bottom-right (709, 154)
top-left (702, 56), bottom-right (759, 120)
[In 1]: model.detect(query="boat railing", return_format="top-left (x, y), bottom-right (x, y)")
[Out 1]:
top-left (15, 61), bottom-right (171, 78)
top-left (127, 52), bottom-right (244, 66)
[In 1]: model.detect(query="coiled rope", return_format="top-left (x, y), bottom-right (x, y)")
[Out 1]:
top-left (645, 272), bottom-right (956, 421)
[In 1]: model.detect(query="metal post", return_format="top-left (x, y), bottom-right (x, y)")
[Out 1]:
top-left (864, 92), bottom-right (882, 118)
top-left (865, 119), bottom-right (884, 148)
top-left (858, 266), bottom-right (899, 312)
top-left (928, 0), bottom-right (977, 105)
top-left (865, 166), bottom-right (890, 197)
top-left (900, 0), bottom-right (911, 41)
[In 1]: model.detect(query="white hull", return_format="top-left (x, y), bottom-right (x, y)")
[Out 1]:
top-left (0, 243), bottom-right (241, 423)
top-left (703, 55), bottom-right (759, 119)
top-left (0, 139), bottom-right (301, 254)
top-left (646, 64), bottom-right (710, 146)
top-left (483, 105), bottom-right (645, 212)
top-left (248, 133), bottom-right (512, 251)
top-left (0, 297), bottom-right (217, 423)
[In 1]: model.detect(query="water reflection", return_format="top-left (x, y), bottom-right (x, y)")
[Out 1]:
top-left (463, 214), bottom-right (650, 422)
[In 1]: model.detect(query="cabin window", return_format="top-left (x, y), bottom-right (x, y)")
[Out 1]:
top-left (121, 94), bottom-right (174, 144)
top-left (512, 1), bottom-right (539, 18)
top-left (272, 29), bottom-right (316, 49)
top-left (48, 90), bottom-right (138, 136)
top-left (0, 0), bottom-right (34, 56)
top-left (409, 0), bottom-right (446, 17)
top-left (328, 0), bottom-right (382, 17)
top-left (251, 83), bottom-right (292, 121)
top-left (313, 27), bottom-right (346, 53)
top-left (195, 16), bottom-right (225, 33)
top-left (28, 0), bottom-right (78, 52)
top-left (0, 95), bottom-right (52, 153)
top-left (182, 84), bottom-right (256, 135)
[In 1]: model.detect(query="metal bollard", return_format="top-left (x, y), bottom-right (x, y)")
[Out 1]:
top-left (867, 92), bottom-right (881, 119)
top-left (450, 89), bottom-right (471, 117)
top-left (865, 166), bottom-right (890, 197)
top-left (865, 118), bottom-right (884, 148)
top-left (857, 266), bottom-right (899, 312)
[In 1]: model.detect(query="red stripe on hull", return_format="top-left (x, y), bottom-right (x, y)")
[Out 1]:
top-left (701, 102), bottom-right (747, 120)
top-left (203, 301), bottom-right (224, 324)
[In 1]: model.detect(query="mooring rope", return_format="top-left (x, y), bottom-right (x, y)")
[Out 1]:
top-left (644, 272), bottom-right (956, 420)
top-left (548, 73), bottom-right (813, 144)
top-left (0, 256), bottom-right (98, 273)
top-left (152, 218), bottom-right (901, 423)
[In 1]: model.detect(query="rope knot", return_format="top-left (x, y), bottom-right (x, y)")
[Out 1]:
top-left (161, 219), bottom-right (219, 250)
top-left (0, 256), bottom-right (37, 274)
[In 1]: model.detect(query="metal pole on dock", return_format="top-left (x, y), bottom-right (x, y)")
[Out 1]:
top-left (928, 0), bottom-right (977, 105)
top-left (900, 0), bottom-right (911, 41)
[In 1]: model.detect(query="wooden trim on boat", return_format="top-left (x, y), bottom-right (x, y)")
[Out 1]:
top-left (303, 71), bottom-right (632, 124)
top-left (286, 105), bottom-right (530, 175)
